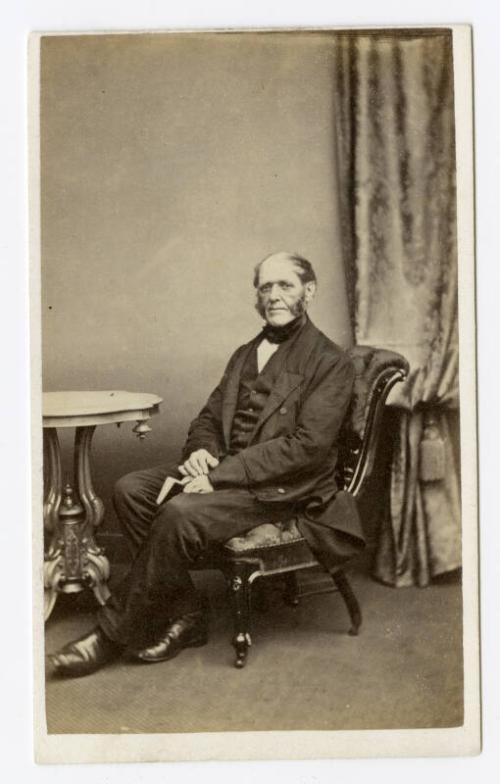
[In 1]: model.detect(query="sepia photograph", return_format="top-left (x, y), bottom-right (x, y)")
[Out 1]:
top-left (30, 25), bottom-right (478, 762)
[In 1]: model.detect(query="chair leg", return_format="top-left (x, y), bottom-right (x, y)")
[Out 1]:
top-left (331, 569), bottom-right (362, 635)
top-left (227, 562), bottom-right (253, 668)
top-left (283, 572), bottom-right (300, 607)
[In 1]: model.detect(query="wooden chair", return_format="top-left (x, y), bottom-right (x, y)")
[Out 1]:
top-left (218, 346), bottom-right (409, 668)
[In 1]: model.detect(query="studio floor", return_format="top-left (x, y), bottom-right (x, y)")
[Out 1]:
top-left (44, 565), bottom-right (463, 735)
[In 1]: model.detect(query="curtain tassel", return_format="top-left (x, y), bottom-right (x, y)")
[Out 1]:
top-left (419, 410), bottom-right (445, 482)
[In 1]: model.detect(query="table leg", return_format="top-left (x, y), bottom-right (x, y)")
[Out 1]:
top-left (43, 428), bottom-right (64, 620)
top-left (43, 426), bottom-right (112, 621)
top-left (73, 426), bottom-right (111, 606)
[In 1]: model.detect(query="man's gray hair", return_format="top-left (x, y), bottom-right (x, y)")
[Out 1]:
top-left (253, 251), bottom-right (318, 288)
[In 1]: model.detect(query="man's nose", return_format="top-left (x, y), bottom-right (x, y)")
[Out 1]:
top-left (268, 284), bottom-right (282, 301)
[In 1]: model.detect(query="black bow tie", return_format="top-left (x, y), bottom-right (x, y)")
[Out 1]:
top-left (261, 315), bottom-right (305, 344)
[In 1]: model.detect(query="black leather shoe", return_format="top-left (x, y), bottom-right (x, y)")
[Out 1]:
top-left (131, 611), bottom-right (208, 663)
top-left (49, 626), bottom-right (122, 678)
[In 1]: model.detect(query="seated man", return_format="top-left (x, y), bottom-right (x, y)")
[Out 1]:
top-left (50, 251), bottom-right (365, 678)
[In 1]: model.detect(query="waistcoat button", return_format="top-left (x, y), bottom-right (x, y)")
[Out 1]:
top-left (277, 488), bottom-right (286, 494)
top-left (279, 406), bottom-right (287, 415)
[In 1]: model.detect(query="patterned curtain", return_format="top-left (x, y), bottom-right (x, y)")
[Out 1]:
top-left (333, 30), bottom-right (461, 586)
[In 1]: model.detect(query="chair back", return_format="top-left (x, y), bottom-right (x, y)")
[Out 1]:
top-left (337, 346), bottom-right (409, 495)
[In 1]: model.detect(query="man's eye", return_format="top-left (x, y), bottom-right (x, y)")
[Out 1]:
top-left (260, 285), bottom-right (271, 293)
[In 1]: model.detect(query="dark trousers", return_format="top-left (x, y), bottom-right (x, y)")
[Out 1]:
top-left (98, 464), bottom-right (299, 650)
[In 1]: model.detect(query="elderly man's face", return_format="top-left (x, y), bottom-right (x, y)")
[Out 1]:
top-left (255, 257), bottom-right (312, 327)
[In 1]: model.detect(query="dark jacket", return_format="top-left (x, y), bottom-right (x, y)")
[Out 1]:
top-left (182, 317), bottom-right (365, 547)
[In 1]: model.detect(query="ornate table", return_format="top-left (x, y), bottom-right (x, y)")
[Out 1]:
top-left (42, 390), bottom-right (162, 621)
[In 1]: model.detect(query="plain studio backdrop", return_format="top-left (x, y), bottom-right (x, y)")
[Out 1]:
top-left (40, 32), bottom-right (353, 537)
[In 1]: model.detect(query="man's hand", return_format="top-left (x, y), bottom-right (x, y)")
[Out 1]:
top-left (179, 449), bottom-right (219, 478)
top-left (183, 475), bottom-right (214, 494)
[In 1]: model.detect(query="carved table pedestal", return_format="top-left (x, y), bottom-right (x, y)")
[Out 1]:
top-left (42, 390), bottom-right (162, 621)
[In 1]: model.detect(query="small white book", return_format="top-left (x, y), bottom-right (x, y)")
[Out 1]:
top-left (156, 475), bottom-right (191, 505)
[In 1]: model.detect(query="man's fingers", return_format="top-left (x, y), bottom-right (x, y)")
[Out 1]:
top-left (180, 461), bottom-right (197, 477)
top-left (192, 455), bottom-right (206, 475)
top-left (183, 478), bottom-right (202, 494)
top-left (189, 456), bottom-right (204, 476)
top-left (185, 458), bottom-right (201, 477)
top-left (182, 474), bottom-right (213, 494)
top-left (198, 456), bottom-right (211, 475)
top-left (182, 450), bottom-right (217, 478)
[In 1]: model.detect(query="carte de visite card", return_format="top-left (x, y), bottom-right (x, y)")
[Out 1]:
top-left (29, 25), bottom-right (479, 764)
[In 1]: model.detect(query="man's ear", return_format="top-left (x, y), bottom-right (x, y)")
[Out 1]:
top-left (304, 281), bottom-right (317, 303)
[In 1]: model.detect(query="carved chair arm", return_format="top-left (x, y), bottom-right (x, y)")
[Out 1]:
top-left (340, 347), bottom-right (410, 497)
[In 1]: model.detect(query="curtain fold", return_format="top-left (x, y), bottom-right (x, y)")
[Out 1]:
top-left (333, 30), bottom-right (461, 586)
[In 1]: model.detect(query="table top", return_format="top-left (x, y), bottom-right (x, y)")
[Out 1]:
top-left (43, 390), bottom-right (163, 428)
